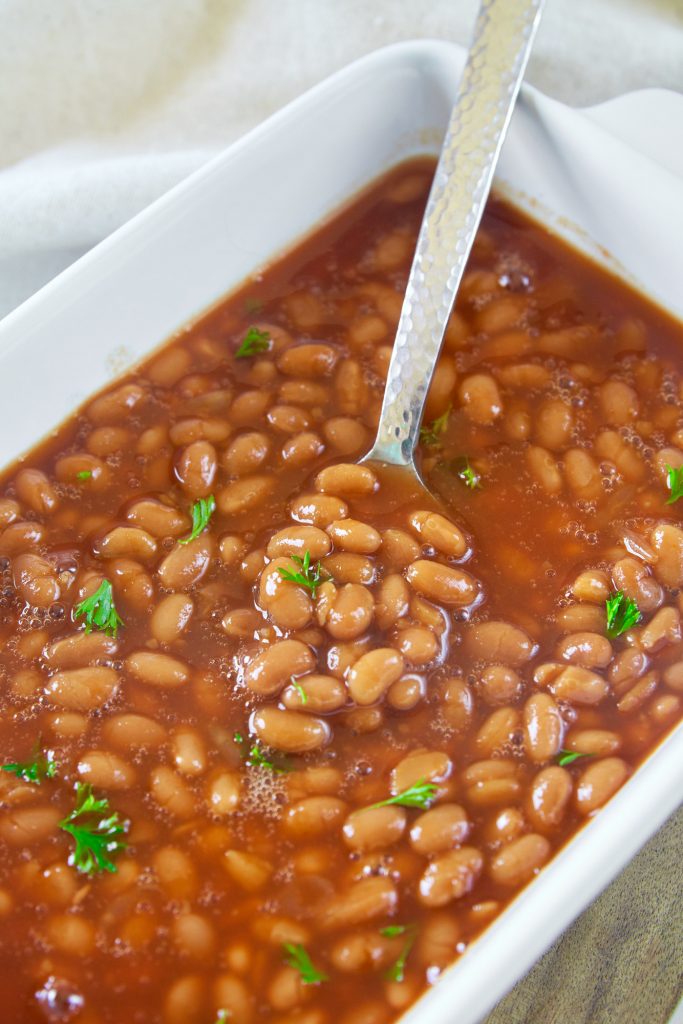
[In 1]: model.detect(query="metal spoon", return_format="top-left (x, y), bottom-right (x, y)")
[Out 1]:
top-left (363, 0), bottom-right (544, 491)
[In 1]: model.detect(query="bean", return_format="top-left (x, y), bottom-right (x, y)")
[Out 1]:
top-left (381, 529), bottom-right (421, 568)
top-left (0, 806), bottom-right (61, 845)
top-left (125, 498), bottom-right (189, 538)
top-left (174, 441), bottom-right (217, 497)
top-left (154, 847), bottom-right (198, 901)
top-left (151, 594), bottom-right (194, 644)
top-left (278, 343), bottom-right (338, 378)
top-left (563, 449), bottom-right (603, 500)
top-left (595, 429), bottom-right (645, 482)
top-left (126, 651), bottom-right (189, 688)
top-left (323, 418), bottom-right (369, 455)
top-left (321, 877), bottom-right (397, 930)
top-left (527, 445), bottom-right (563, 494)
top-left (44, 913), bottom-right (96, 956)
top-left (664, 662), bottom-right (683, 693)
top-left (205, 771), bottom-right (241, 815)
top-left (163, 974), bottom-right (205, 1024)
top-left (15, 468), bottom-right (58, 514)
top-left (324, 584), bottom-right (374, 641)
top-left (110, 558), bottom-right (154, 610)
top-left (571, 569), bottom-right (611, 604)
top-left (0, 499), bottom-right (19, 527)
top-left (266, 526), bottom-right (331, 560)
top-left (459, 374), bottom-right (502, 425)
top-left (396, 625), bottom-right (439, 666)
top-left (650, 524), bottom-right (683, 588)
top-left (250, 708), bottom-right (330, 753)
top-left (575, 758), bottom-right (629, 814)
top-left (322, 552), bottom-right (375, 586)
top-left (639, 606), bottom-right (681, 652)
top-left (290, 493), bottom-right (349, 528)
top-left (267, 404), bottom-right (311, 435)
top-left (245, 640), bottom-right (315, 697)
top-left (103, 714), bottom-right (167, 751)
top-left (224, 849), bottom-right (273, 891)
top-left (546, 664), bottom-right (610, 705)
top-left (347, 648), bottom-right (404, 705)
top-left (409, 804), bottom-right (469, 855)
top-left (387, 673), bottom-right (426, 711)
top-left (465, 620), bottom-right (535, 667)
top-left (282, 674), bottom-right (346, 713)
top-left (523, 693), bottom-right (564, 763)
top-left (171, 728), bottom-right (207, 777)
top-left (441, 677), bottom-right (475, 732)
top-left (150, 766), bottom-right (196, 818)
top-left (478, 665), bottom-right (522, 706)
top-left (285, 797), bottom-right (347, 838)
top-left (563, 729), bottom-right (621, 757)
top-left (168, 417), bottom-right (231, 446)
top-left (280, 379), bottom-right (329, 405)
top-left (326, 519), bottom-right (381, 555)
top-left (342, 806), bottom-right (406, 852)
top-left (94, 525), bottom-right (157, 562)
top-left (526, 766), bottom-right (573, 830)
top-left (392, 750), bottom-right (451, 793)
top-left (172, 913), bottom-right (215, 961)
top-left (408, 511), bottom-right (467, 559)
top-left (483, 806), bottom-right (525, 845)
top-left (374, 574), bottom-right (410, 631)
top-left (314, 464), bottom-right (377, 497)
top-left (556, 632), bottom-right (612, 669)
top-left (600, 380), bottom-right (639, 425)
top-left (223, 432), bottom-right (271, 477)
top-left (0, 521), bottom-right (45, 555)
top-left (534, 398), bottom-right (573, 451)
top-left (406, 560), bottom-right (479, 606)
top-left (617, 671), bottom-right (658, 713)
top-left (281, 431), bottom-right (325, 466)
top-left (612, 557), bottom-right (663, 613)
top-left (418, 847), bottom-right (484, 907)
top-left (556, 603), bottom-right (606, 634)
top-left (157, 536), bottom-right (214, 590)
top-left (212, 974), bottom-right (253, 1023)
top-left (44, 667), bottom-right (119, 710)
top-left (217, 475), bottom-right (274, 516)
top-left (13, 553), bottom-right (60, 607)
top-left (475, 707), bottom-right (521, 756)
top-left (489, 834), bottom-right (550, 886)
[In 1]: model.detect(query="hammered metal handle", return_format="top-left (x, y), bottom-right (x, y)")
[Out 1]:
top-left (365, 0), bottom-right (544, 467)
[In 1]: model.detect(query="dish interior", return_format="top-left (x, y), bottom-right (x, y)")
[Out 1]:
top-left (0, 158), bottom-right (681, 1024)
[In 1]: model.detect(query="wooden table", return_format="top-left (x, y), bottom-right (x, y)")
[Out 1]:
top-left (483, 808), bottom-right (682, 1024)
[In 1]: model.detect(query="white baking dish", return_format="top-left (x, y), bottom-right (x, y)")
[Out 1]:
top-left (0, 39), bottom-right (681, 1024)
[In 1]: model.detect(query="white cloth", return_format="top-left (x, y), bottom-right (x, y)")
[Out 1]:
top-left (1, 0), bottom-right (682, 318)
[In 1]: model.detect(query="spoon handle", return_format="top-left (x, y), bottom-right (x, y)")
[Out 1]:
top-left (365, 0), bottom-right (544, 467)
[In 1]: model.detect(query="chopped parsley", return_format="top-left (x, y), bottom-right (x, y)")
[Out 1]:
top-left (277, 550), bottom-right (329, 598)
top-left (214, 1011), bottom-right (232, 1023)
top-left (381, 924), bottom-right (417, 982)
top-left (179, 495), bottom-right (216, 545)
top-left (665, 464), bottom-right (683, 504)
top-left (59, 783), bottom-right (128, 876)
top-left (234, 734), bottom-right (291, 774)
top-left (76, 470), bottom-right (92, 481)
top-left (283, 943), bottom-right (328, 985)
top-left (419, 405), bottom-right (451, 448)
top-left (73, 579), bottom-right (123, 638)
top-left (235, 326), bottom-right (270, 358)
top-left (2, 742), bottom-right (57, 785)
top-left (369, 779), bottom-right (438, 811)
top-left (605, 590), bottom-right (641, 639)
top-left (557, 749), bottom-right (594, 767)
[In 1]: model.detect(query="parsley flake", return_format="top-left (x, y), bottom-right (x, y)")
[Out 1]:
top-left (73, 579), bottom-right (123, 638)
top-left (419, 405), bottom-right (451, 448)
top-left (605, 590), bottom-right (641, 639)
top-left (381, 924), bottom-right (417, 982)
top-left (76, 470), bottom-right (92, 481)
top-left (179, 495), bottom-right (216, 545)
top-left (235, 326), bottom-right (270, 359)
top-left (245, 740), bottom-right (291, 774)
top-left (283, 943), bottom-right (328, 985)
top-left (215, 1011), bottom-right (232, 1023)
top-left (2, 742), bottom-right (57, 785)
top-left (369, 779), bottom-right (438, 811)
top-left (557, 749), bottom-right (594, 767)
top-left (277, 551), bottom-right (329, 598)
top-left (59, 783), bottom-right (128, 876)
top-left (665, 464), bottom-right (683, 504)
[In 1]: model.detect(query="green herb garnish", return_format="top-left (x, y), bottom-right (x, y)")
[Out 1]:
top-left (419, 405), bottom-right (451, 448)
top-left (291, 678), bottom-right (308, 705)
top-left (235, 326), bottom-right (270, 358)
top-left (2, 742), bottom-right (57, 785)
top-left (59, 783), bottom-right (127, 876)
top-left (557, 749), bottom-right (594, 767)
top-left (215, 1011), bottom-right (232, 1023)
top-left (233, 731), bottom-right (244, 745)
top-left (76, 470), bottom-right (92, 481)
top-left (283, 943), bottom-right (328, 985)
top-left (277, 551), bottom-right (329, 598)
top-left (456, 457), bottom-right (481, 489)
top-left (369, 779), bottom-right (438, 811)
top-left (665, 464), bottom-right (683, 504)
top-left (73, 579), bottom-right (123, 638)
top-left (381, 924), bottom-right (417, 982)
top-left (179, 495), bottom-right (216, 545)
top-left (246, 741), bottom-right (291, 774)
top-left (605, 590), bottom-right (641, 639)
